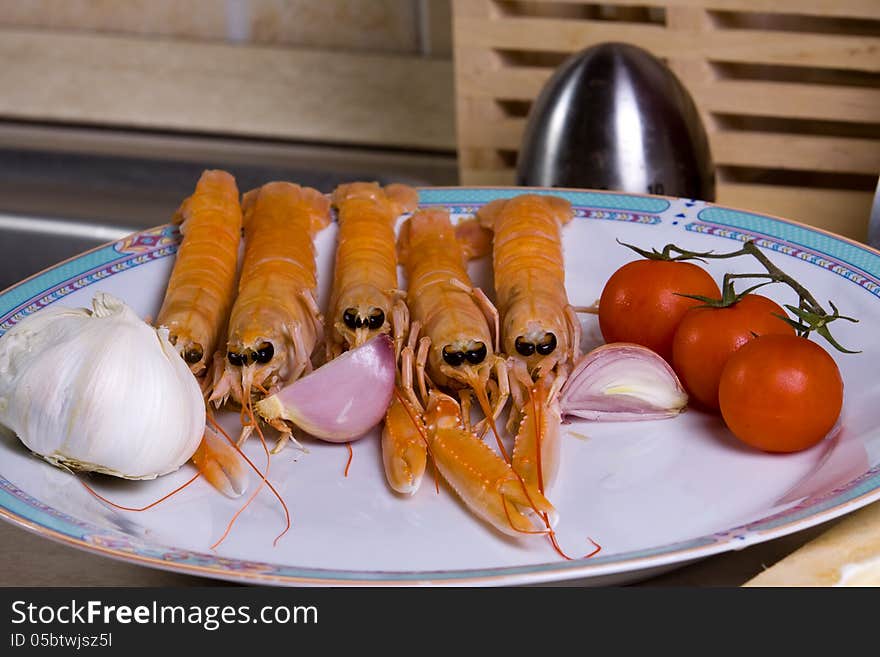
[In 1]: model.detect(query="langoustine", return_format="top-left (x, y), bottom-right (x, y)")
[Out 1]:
top-left (325, 182), bottom-right (418, 358)
top-left (156, 169), bottom-right (243, 378)
top-left (477, 194), bottom-right (578, 499)
top-left (322, 181), bottom-right (426, 493)
top-left (153, 170), bottom-right (248, 496)
top-left (392, 207), bottom-right (557, 535)
top-left (210, 181), bottom-right (331, 452)
top-left (396, 207), bottom-right (508, 422)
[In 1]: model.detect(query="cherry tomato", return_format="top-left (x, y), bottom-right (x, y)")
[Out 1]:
top-left (671, 294), bottom-right (794, 410)
top-left (718, 334), bottom-right (843, 453)
top-left (599, 259), bottom-right (720, 361)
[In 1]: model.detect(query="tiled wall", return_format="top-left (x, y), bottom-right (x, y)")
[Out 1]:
top-left (0, 0), bottom-right (451, 57)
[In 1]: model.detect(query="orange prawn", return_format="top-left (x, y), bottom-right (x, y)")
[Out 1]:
top-left (326, 182), bottom-right (418, 358)
top-left (323, 181), bottom-right (423, 492)
top-left (392, 207), bottom-right (562, 535)
top-left (396, 207), bottom-right (508, 424)
top-left (210, 181), bottom-right (331, 452)
top-left (153, 170), bottom-right (249, 496)
top-left (156, 169), bottom-right (242, 378)
top-left (477, 194), bottom-right (578, 498)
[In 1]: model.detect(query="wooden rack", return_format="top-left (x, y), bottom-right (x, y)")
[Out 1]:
top-left (452, 0), bottom-right (880, 240)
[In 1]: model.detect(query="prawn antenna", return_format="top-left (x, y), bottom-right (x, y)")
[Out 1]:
top-left (208, 408), bottom-right (291, 550)
top-left (80, 471), bottom-right (201, 512)
top-left (471, 382), bottom-right (509, 462)
top-left (344, 443), bottom-right (354, 478)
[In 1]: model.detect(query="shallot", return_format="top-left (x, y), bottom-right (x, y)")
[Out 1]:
top-left (559, 343), bottom-right (688, 422)
top-left (255, 334), bottom-right (395, 442)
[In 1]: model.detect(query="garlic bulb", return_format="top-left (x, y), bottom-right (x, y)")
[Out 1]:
top-left (0, 293), bottom-right (205, 479)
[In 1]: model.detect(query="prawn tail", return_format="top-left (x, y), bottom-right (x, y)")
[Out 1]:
top-left (478, 195), bottom-right (573, 230)
top-left (541, 195), bottom-right (575, 225)
top-left (454, 218), bottom-right (494, 260)
top-left (243, 183), bottom-right (331, 234)
top-left (384, 183), bottom-right (419, 216)
top-left (396, 214), bottom-right (414, 268)
top-left (475, 198), bottom-right (508, 230)
top-left (298, 186), bottom-right (333, 232)
top-left (240, 187), bottom-right (261, 216)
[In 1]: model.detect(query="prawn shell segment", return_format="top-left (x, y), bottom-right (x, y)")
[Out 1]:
top-left (225, 182), bottom-right (330, 386)
top-left (155, 169), bottom-right (242, 376)
top-left (478, 195), bottom-right (574, 372)
top-left (397, 208), bottom-right (493, 389)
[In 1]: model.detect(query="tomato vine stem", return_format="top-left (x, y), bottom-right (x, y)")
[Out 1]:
top-left (619, 239), bottom-right (859, 353)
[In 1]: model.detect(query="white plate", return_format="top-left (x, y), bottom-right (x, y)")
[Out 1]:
top-left (1, 187), bottom-right (878, 586)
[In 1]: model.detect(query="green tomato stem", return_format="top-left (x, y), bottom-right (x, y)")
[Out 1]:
top-left (623, 238), bottom-right (859, 353)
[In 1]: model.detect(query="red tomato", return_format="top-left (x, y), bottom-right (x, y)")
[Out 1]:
top-left (718, 334), bottom-right (843, 453)
top-left (598, 259), bottom-right (720, 361)
top-left (671, 294), bottom-right (794, 410)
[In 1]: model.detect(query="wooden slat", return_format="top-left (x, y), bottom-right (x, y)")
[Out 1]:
top-left (461, 120), bottom-right (880, 176)
top-left (455, 17), bottom-right (672, 55)
top-left (692, 80), bottom-right (880, 123)
top-left (711, 132), bottom-right (880, 174)
top-left (0, 28), bottom-right (456, 151)
top-left (453, 3), bottom-right (510, 173)
top-left (458, 117), bottom-right (525, 150)
top-left (460, 64), bottom-right (880, 124)
top-left (496, 0), bottom-right (880, 20)
top-left (716, 184), bottom-right (872, 241)
top-left (458, 123), bottom-right (880, 195)
top-left (457, 61), bottom-right (550, 99)
top-left (457, 17), bottom-right (880, 72)
top-left (693, 0), bottom-right (880, 18)
top-left (704, 29), bottom-right (880, 72)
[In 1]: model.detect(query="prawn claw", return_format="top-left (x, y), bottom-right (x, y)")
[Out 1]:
top-left (511, 374), bottom-right (561, 504)
top-left (425, 391), bottom-right (556, 536)
top-left (382, 392), bottom-right (428, 496)
top-left (192, 429), bottom-right (249, 498)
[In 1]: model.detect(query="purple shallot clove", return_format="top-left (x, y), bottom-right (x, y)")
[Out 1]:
top-left (559, 343), bottom-right (688, 422)
top-left (255, 334), bottom-right (396, 442)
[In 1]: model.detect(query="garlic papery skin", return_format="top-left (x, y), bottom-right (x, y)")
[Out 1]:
top-left (559, 343), bottom-right (688, 422)
top-left (0, 292), bottom-right (205, 479)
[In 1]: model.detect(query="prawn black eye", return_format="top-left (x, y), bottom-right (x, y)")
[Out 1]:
top-left (515, 336), bottom-right (535, 356)
top-left (465, 342), bottom-right (487, 364)
top-left (442, 346), bottom-right (466, 366)
top-left (227, 351), bottom-right (246, 367)
top-left (536, 333), bottom-right (557, 356)
top-left (343, 308), bottom-right (358, 329)
top-left (184, 345), bottom-right (204, 364)
top-left (255, 342), bottom-right (274, 364)
top-left (367, 309), bottom-right (385, 330)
